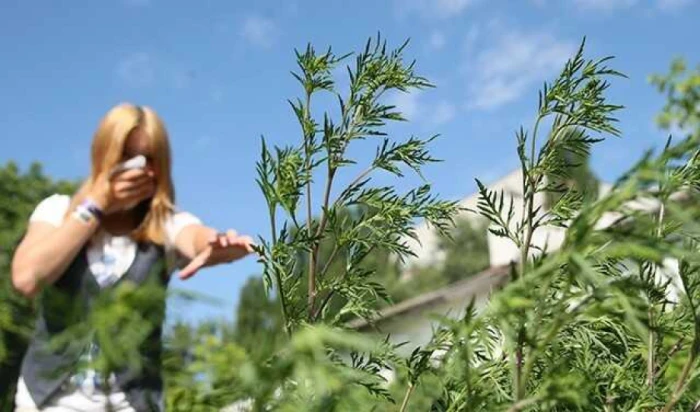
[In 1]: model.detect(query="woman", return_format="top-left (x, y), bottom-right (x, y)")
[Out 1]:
top-left (10, 103), bottom-right (254, 411)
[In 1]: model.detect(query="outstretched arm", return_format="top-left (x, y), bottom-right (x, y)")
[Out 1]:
top-left (173, 224), bottom-right (254, 280)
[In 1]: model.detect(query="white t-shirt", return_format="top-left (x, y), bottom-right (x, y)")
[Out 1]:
top-left (15, 193), bottom-right (201, 410)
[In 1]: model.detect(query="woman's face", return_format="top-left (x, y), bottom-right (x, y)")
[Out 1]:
top-left (122, 127), bottom-right (155, 175)
top-left (117, 128), bottom-right (157, 213)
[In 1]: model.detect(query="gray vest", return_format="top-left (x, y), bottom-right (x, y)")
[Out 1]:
top-left (20, 242), bottom-right (169, 412)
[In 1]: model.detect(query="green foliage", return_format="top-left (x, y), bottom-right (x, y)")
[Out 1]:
top-left (233, 276), bottom-right (286, 361)
top-left (437, 218), bottom-right (490, 284)
top-left (161, 38), bottom-right (700, 412)
top-left (235, 38), bottom-right (700, 412)
top-left (384, 217), bottom-right (490, 303)
top-left (544, 128), bottom-right (601, 210)
top-left (649, 57), bottom-right (700, 137)
top-left (255, 34), bottom-right (461, 336)
top-left (411, 45), bottom-right (700, 411)
top-left (0, 162), bottom-right (78, 274)
top-left (0, 161), bottom-right (78, 411)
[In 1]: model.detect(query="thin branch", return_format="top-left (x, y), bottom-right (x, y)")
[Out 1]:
top-left (508, 395), bottom-right (541, 412)
top-left (319, 243), bottom-right (341, 280)
top-left (648, 200), bottom-right (666, 388)
top-left (334, 166), bottom-right (374, 207)
top-left (661, 351), bottom-right (697, 412)
top-left (398, 382), bottom-right (415, 412)
top-left (308, 154), bottom-right (338, 321)
top-left (655, 338), bottom-right (685, 380)
top-left (304, 88), bottom-right (317, 319)
top-left (312, 243), bottom-right (380, 322)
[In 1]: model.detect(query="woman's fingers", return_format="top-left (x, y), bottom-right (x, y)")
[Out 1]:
top-left (114, 180), bottom-right (152, 196)
top-left (115, 179), bottom-right (155, 201)
top-left (208, 232), bottom-right (224, 247)
top-left (207, 230), bottom-right (240, 249)
top-left (103, 179), bottom-right (154, 213)
top-left (230, 235), bottom-right (255, 251)
top-left (179, 249), bottom-right (210, 280)
top-left (112, 169), bottom-right (153, 198)
top-left (225, 230), bottom-right (238, 247)
top-left (114, 168), bottom-right (150, 182)
top-left (181, 230), bottom-right (256, 279)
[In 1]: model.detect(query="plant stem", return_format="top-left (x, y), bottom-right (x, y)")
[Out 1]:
top-left (445, 390), bottom-right (467, 412)
top-left (647, 306), bottom-right (655, 388)
top-left (310, 166), bottom-right (374, 322)
top-left (312, 243), bottom-right (379, 322)
top-left (647, 201), bottom-right (665, 388)
top-left (303, 89), bottom-right (317, 319)
top-left (662, 221), bottom-right (700, 412)
top-left (310, 243), bottom-right (340, 321)
top-left (520, 288), bottom-right (594, 390)
top-left (308, 163), bottom-right (337, 321)
top-left (269, 205), bottom-right (291, 336)
top-left (514, 168), bottom-right (539, 402)
top-left (604, 395), bottom-right (615, 412)
top-left (513, 112), bottom-right (548, 402)
top-left (399, 382), bottom-right (415, 412)
top-left (655, 338), bottom-right (685, 380)
top-left (508, 396), bottom-right (540, 412)
top-left (314, 167), bottom-right (336, 247)
top-left (661, 350), bottom-right (696, 412)
top-left (319, 244), bottom-right (340, 280)
top-left (530, 116), bottom-right (542, 169)
top-left (308, 107), bottom-right (369, 321)
top-left (334, 166), bottom-right (374, 207)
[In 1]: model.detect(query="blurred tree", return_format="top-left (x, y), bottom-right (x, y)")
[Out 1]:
top-left (233, 276), bottom-right (285, 361)
top-left (438, 217), bottom-right (490, 283)
top-left (650, 58), bottom-right (700, 138)
top-left (544, 128), bottom-right (601, 209)
top-left (0, 161), bottom-right (78, 411)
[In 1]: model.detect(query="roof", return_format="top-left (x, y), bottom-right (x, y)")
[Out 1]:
top-left (347, 264), bottom-right (511, 331)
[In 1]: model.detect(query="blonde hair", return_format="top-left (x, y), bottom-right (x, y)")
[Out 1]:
top-left (67, 103), bottom-right (176, 245)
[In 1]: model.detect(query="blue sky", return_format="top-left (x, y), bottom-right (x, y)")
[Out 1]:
top-left (1, 0), bottom-right (698, 325)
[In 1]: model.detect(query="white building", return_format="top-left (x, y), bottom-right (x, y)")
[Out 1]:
top-left (401, 168), bottom-right (568, 271)
top-left (350, 168), bottom-right (682, 356)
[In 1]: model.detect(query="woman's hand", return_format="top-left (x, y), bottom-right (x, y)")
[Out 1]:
top-left (179, 230), bottom-right (255, 280)
top-left (89, 169), bottom-right (156, 214)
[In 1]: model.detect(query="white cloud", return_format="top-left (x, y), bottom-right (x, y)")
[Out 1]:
top-left (116, 53), bottom-right (155, 87)
top-left (240, 15), bottom-right (278, 49)
top-left (194, 135), bottom-right (216, 149)
top-left (429, 31), bottom-right (447, 50)
top-left (656, 0), bottom-right (694, 11)
top-left (115, 53), bottom-right (194, 90)
top-left (464, 25), bottom-right (480, 52)
top-left (466, 30), bottom-right (575, 110)
top-left (431, 101), bottom-right (456, 124)
top-left (398, 0), bottom-right (478, 19)
top-left (386, 92), bottom-right (456, 125)
top-left (210, 87), bottom-right (224, 103)
top-left (388, 91), bottom-right (422, 120)
top-left (171, 68), bottom-right (196, 90)
top-left (573, 0), bottom-right (637, 12)
top-left (477, 163), bottom-right (513, 185)
top-left (123, 0), bottom-right (150, 6)
top-left (435, 0), bottom-right (477, 17)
